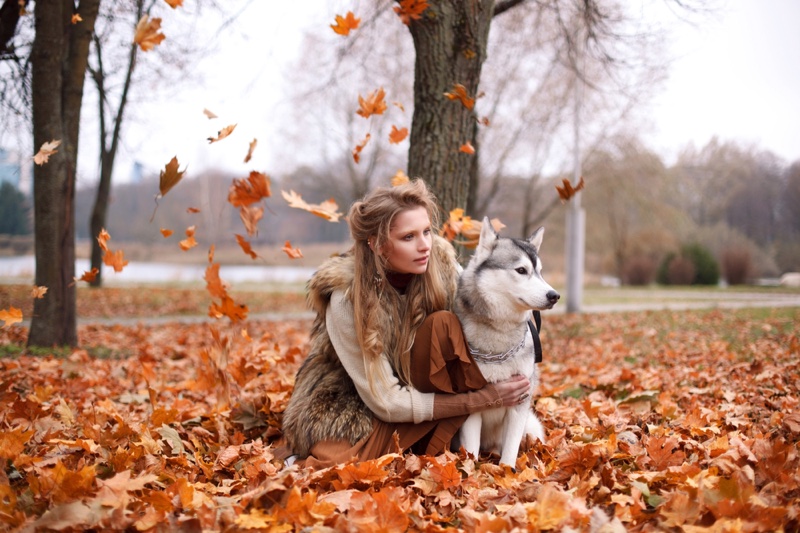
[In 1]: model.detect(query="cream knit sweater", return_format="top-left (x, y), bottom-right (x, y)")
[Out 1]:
top-left (326, 290), bottom-right (436, 424)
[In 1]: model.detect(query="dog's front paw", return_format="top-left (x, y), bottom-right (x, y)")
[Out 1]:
top-left (524, 413), bottom-right (545, 443)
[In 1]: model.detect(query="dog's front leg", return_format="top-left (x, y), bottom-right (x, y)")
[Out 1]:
top-left (499, 406), bottom-right (529, 467)
top-left (459, 412), bottom-right (483, 459)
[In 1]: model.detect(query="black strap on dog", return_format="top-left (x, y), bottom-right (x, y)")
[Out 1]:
top-left (527, 310), bottom-right (543, 364)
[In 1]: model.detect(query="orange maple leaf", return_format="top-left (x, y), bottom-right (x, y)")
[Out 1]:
top-left (209, 295), bottom-right (248, 323)
top-left (160, 227), bottom-right (173, 238)
top-left (133, 15), bottom-right (165, 52)
top-left (331, 11), bottom-right (360, 36)
top-left (281, 190), bottom-right (343, 223)
top-left (97, 228), bottom-right (111, 252)
top-left (239, 205), bottom-right (264, 237)
top-left (74, 268), bottom-right (100, 284)
top-left (281, 241), bottom-right (303, 259)
top-left (459, 141), bottom-right (475, 154)
top-left (352, 133), bottom-right (371, 164)
top-left (356, 88), bottom-right (387, 119)
top-left (556, 176), bottom-right (585, 202)
top-left (208, 124), bottom-right (236, 143)
top-left (71, 13), bottom-right (82, 24)
top-left (391, 170), bottom-right (410, 187)
top-left (444, 83), bottom-right (475, 110)
top-left (159, 156), bottom-right (186, 197)
top-left (0, 306), bottom-right (23, 327)
top-left (103, 249), bottom-right (129, 272)
top-left (204, 263), bottom-right (227, 300)
top-left (31, 286), bottom-right (48, 299)
top-left (389, 125), bottom-right (408, 144)
top-left (235, 234), bottom-right (258, 259)
top-left (243, 138), bottom-right (257, 163)
top-left (164, 0), bottom-right (183, 8)
top-left (33, 139), bottom-right (61, 165)
top-left (180, 225), bottom-right (198, 251)
top-left (394, 0), bottom-right (429, 25)
top-left (186, 207), bottom-right (200, 213)
top-left (228, 171), bottom-right (271, 207)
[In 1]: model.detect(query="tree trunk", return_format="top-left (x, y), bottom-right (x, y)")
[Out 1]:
top-left (406, 0), bottom-right (494, 217)
top-left (28, 0), bottom-right (100, 347)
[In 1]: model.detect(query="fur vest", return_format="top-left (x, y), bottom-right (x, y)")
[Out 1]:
top-left (281, 237), bottom-right (458, 458)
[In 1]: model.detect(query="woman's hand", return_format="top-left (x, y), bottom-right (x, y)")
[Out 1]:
top-left (493, 374), bottom-right (531, 407)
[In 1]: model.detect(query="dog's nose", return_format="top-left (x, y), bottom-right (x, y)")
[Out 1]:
top-left (547, 290), bottom-right (560, 304)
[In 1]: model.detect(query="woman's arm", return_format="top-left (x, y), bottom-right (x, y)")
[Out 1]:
top-left (327, 291), bottom-right (436, 424)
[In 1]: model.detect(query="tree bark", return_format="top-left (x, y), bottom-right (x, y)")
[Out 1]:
top-left (28, 0), bottom-right (100, 347)
top-left (406, 0), bottom-right (494, 217)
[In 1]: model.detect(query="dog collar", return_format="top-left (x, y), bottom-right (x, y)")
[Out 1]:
top-left (468, 328), bottom-right (528, 364)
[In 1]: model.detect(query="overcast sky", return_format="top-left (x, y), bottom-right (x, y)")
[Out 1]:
top-left (66, 0), bottom-right (800, 186)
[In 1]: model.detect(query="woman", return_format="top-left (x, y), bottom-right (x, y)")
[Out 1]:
top-left (281, 179), bottom-right (530, 468)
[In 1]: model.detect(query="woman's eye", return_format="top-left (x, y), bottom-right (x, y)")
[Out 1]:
top-left (423, 229), bottom-right (431, 235)
top-left (515, 267), bottom-right (527, 275)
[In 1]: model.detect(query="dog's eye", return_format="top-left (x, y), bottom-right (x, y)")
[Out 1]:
top-left (515, 267), bottom-right (527, 275)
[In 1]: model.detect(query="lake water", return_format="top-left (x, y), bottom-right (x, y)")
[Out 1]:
top-left (0, 255), bottom-right (317, 285)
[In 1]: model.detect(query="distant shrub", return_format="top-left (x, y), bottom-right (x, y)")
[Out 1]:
top-left (657, 243), bottom-right (719, 286)
top-left (622, 256), bottom-right (657, 286)
top-left (722, 247), bottom-right (752, 285)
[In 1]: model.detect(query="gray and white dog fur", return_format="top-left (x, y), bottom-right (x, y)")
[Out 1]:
top-left (454, 217), bottom-right (560, 467)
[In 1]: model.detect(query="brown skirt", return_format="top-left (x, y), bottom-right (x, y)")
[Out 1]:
top-left (300, 310), bottom-right (486, 469)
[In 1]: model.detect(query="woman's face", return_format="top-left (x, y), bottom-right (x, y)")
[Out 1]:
top-left (383, 206), bottom-right (432, 275)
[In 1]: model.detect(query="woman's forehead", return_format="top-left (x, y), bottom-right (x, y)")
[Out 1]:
top-left (390, 206), bottom-right (430, 232)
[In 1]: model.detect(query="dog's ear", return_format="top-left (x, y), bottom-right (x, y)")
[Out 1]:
top-left (474, 216), bottom-right (498, 261)
top-left (528, 226), bottom-right (544, 253)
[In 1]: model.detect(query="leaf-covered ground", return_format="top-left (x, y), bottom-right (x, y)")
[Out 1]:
top-left (1, 306), bottom-right (798, 531)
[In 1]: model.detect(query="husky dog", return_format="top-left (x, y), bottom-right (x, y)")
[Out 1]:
top-left (455, 218), bottom-right (560, 467)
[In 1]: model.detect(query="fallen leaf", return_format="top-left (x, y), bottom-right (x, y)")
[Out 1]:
top-left (331, 11), bottom-right (360, 36)
top-left (0, 306), bottom-right (23, 327)
top-left (357, 88), bottom-right (387, 119)
top-left (235, 234), bottom-right (258, 259)
top-left (133, 15), bottom-right (165, 52)
top-left (159, 156), bottom-right (186, 197)
top-left (33, 139), bottom-right (61, 166)
top-left (208, 124), bottom-right (237, 144)
top-left (352, 133), bottom-right (371, 164)
top-left (281, 241), bottom-right (303, 259)
top-left (459, 141), bottom-right (475, 154)
top-left (281, 190), bottom-right (343, 223)
top-left (556, 176), bottom-right (585, 202)
top-left (444, 83), bottom-right (475, 110)
top-left (160, 228), bottom-right (173, 238)
top-left (243, 138), bottom-right (257, 163)
top-left (31, 286), bottom-right (48, 299)
top-left (394, 0), bottom-right (429, 25)
top-left (389, 126), bottom-right (408, 144)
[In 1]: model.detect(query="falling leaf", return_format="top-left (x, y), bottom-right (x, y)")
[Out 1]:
top-left (281, 190), bottom-right (343, 223)
top-left (480, 116), bottom-right (491, 127)
top-left (281, 241), bottom-right (303, 259)
top-left (31, 286), bottom-right (48, 299)
top-left (235, 235), bottom-right (258, 259)
top-left (389, 126), bottom-right (408, 144)
top-left (164, 0), bottom-right (183, 8)
top-left (103, 249), bottom-right (129, 273)
top-left (133, 15), bottom-right (165, 52)
top-left (239, 205), bottom-right (263, 237)
top-left (209, 295), bottom-right (248, 323)
top-left (202, 108), bottom-right (217, 119)
top-left (394, 0), bottom-right (429, 25)
top-left (186, 207), bottom-right (200, 214)
top-left (352, 133), bottom-right (371, 164)
top-left (204, 263), bottom-right (227, 300)
top-left (330, 11), bottom-right (360, 35)
top-left (243, 138), bottom-right (257, 163)
top-left (97, 228), bottom-right (111, 252)
top-left (228, 171), bottom-right (271, 207)
top-left (393, 101), bottom-right (406, 112)
top-left (208, 124), bottom-right (237, 143)
top-left (160, 228), bottom-right (173, 238)
top-left (180, 226), bottom-right (197, 251)
top-left (0, 306), bottom-right (23, 327)
top-left (356, 88), bottom-right (387, 119)
top-left (74, 268), bottom-right (99, 284)
top-left (71, 13), bottom-right (82, 24)
top-left (391, 170), bottom-right (409, 187)
top-left (444, 83), bottom-right (475, 110)
top-left (459, 141), bottom-right (475, 154)
top-left (159, 156), bottom-right (186, 197)
top-left (33, 139), bottom-right (61, 165)
top-left (556, 176), bottom-right (585, 202)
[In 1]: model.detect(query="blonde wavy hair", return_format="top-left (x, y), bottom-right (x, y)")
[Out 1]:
top-left (348, 179), bottom-right (456, 385)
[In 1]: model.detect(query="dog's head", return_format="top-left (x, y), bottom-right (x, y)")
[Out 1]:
top-left (463, 217), bottom-right (560, 313)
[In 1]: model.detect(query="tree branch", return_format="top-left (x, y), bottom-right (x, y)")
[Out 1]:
top-left (493, 0), bottom-right (529, 18)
